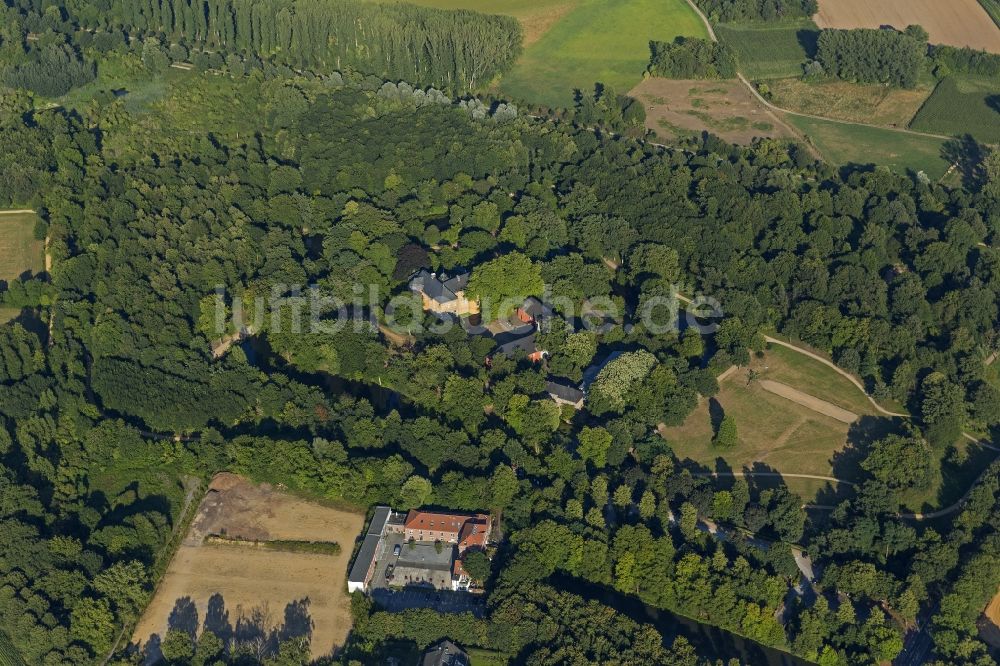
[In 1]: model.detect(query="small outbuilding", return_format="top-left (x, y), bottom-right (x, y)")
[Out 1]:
top-left (422, 639), bottom-right (469, 666)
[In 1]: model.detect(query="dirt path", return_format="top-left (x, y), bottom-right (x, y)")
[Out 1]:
top-left (692, 471), bottom-right (855, 486)
top-left (0, 209), bottom-right (36, 215)
top-left (761, 336), bottom-right (908, 417)
top-left (680, 0), bottom-right (953, 144)
top-left (962, 431), bottom-right (1000, 453)
top-left (736, 73), bottom-right (952, 141)
top-left (758, 379), bottom-right (859, 424)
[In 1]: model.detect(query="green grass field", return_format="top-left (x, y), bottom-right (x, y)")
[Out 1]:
top-left (786, 114), bottom-right (950, 179)
top-left (910, 76), bottom-right (1000, 144)
top-left (661, 350), bottom-right (863, 493)
top-left (0, 212), bottom-right (43, 282)
top-left (760, 344), bottom-right (879, 416)
top-left (468, 647), bottom-right (510, 665)
top-left (715, 20), bottom-right (818, 80)
top-left (498, 0), bottom-right (708, 108)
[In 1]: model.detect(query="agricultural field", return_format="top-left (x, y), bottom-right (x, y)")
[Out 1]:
top-left (766, 77), bottom-right (934, 127)
top-left (132, 473), bottom-right (365, 661)
top-left (785, 114), bottom-right (950, 179)
top-left (910, 77), bottom-right (1000, 144)
top-left (813, 0), bottom-right (1000, 53)
top-left (0, 211), bottom-right (43, 283)
top-left (659, 347), bottom-right (892, 503)
top-left (982, 0), bottom-right (1000, 28)
top-left (498, 0), bottom-right (708, 108)
top-left (0, 631), bottom-right (25, 666)
top-left (629, 77), bottom-right (796, 144)
top-left (715, 21), bottom-right (818, 80)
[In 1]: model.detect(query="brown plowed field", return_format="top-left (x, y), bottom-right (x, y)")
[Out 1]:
top-left (814, 0), bottom-right (1000, 53)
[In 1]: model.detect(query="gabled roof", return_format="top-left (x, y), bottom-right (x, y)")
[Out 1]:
top-left (422, 639), bottom-right (469, 666)
top-left (520, 296), bottom-right (552, 319)
top-left (546, 379), bottom-right (584, 403)
top-left (457, 516), bottom-right (490, 551)
top-left (441, 272), bottom-right (469, 293)
top-left (409, 270), bottom-right (471, 304)
top-left (404, 510), bottom-right (473, 536)
top-left (493, 330), bottom-right (537, 357)
top-left (347, 506), bottom-right (392, 585)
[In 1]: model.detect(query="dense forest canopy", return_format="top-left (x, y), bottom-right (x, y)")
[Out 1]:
top-left (815, 27), bottom-right (927, 88)
top-left (693, 0), bottom-right (817, 23)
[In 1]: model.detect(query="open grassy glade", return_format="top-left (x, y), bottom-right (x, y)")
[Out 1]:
top-left (785, 113), bottom-right (950, 178)
top-left (660, 343), bottom-right (990, 513)
top-left (660, 348), bottom-right (888, 501)
top-left (0, 211), bottom-right (43, 283)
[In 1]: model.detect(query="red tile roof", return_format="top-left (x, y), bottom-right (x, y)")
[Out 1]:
top-left (404, 510), bottom-right (491, 549)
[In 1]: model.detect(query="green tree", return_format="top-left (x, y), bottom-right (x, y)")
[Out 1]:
top-left (713, 415), bottom-right (738, 449)
top-left (638, 490), bottom-right (657, 519)
top-left (70, 598), bottom-right (116, 656)
top-left (861, 433), bottom-right (934, 490)
top-left (461, 550), bottom-right (491, 583)
top-left (577, 426), bottom-right (612, 467)
top-left (467, 252), bottom-right (543, 320)
top-left (399, 475), bottom-right (433, 509)
top-left (160, 629), bottom-right (196, 662)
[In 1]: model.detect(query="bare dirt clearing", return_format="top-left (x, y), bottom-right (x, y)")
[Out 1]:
top-left (630, 77), bottom-right (797, 145)
top-left (132, 473), bottom-right (365, 661)
top-left (758, 380), bottom-right (859, 424)
top-left (980, 587), bottom-right (1000, 649)
top-left (814, 0), bottom-right (1000, 53)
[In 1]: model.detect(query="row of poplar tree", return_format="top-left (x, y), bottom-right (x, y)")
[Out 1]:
top-left (106, 0), bottom-right (522, 90)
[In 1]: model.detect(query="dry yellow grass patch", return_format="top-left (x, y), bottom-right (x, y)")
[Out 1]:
top-left (132, 474), bottom-right (365, 661)
top-left (767, 77), bottom-right (933, 127)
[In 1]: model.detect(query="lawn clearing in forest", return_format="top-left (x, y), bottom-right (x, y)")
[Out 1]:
top-left (910, 76), bottom-right (1000, 144)
top-left (629, 77), bottom-right (797, 145)
top-left (814, 0), bottom-right (1000, 53)
top-left (766, 77), bottom-right (934, 127)
top-left (660, 346), bottom-right (912, 504)
top-left (785, 113), bottom-right (950, 178)
top-left (661, 352), bottom-right (859, 494)
top-left (497, 0), bottom-right (708, 108)
top-left (715, 20), bottom-right (819, 80)
top-left (132, 473), bottom-right (365, 661)
top-left (0, 212), bottom-right (43, 283)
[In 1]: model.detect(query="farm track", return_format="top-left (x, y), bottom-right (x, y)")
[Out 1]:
top-left (680, 0), bottom-right (955, 148)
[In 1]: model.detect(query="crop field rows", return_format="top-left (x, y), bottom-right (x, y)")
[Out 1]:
top-left (910, 77), bottom-right (1000, 144)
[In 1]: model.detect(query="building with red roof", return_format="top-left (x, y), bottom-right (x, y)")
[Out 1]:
top-left (400, 510), bottom-right (491, 553)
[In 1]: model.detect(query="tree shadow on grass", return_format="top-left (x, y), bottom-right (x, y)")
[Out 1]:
top-left (167, 596), bottom-right (199, 638)
top-left (143, 595), bottom-right (314, 663)
top-left (942, 134), bottom-right (987, 190)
